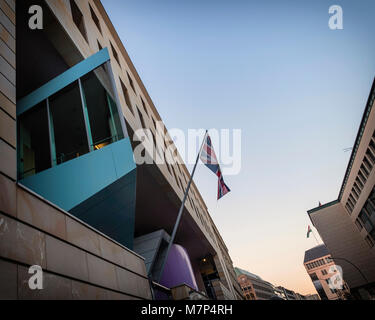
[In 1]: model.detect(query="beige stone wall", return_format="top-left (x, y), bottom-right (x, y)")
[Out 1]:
top-left (0, 184), bottom-right (152, 300)
top-left (310, 202), bottom-right (375, 289)
top-left (0, 0), bottom-right (15, 184)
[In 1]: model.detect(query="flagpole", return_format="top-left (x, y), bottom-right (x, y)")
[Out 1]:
top-left (312, 229), bottom-right (320, 246)
top-left (157, 130), bottom-right (208, 284)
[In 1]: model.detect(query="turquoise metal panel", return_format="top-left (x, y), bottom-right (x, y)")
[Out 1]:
top-left (70, 168), bottom-right (137, 249)
top-left (17, 48), bottom-right (110, 116)
top-left (19, 137), bottom-right (136, 211)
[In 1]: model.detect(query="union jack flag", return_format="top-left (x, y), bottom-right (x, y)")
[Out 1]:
top-left (200, 134), bottom-right (231, 200)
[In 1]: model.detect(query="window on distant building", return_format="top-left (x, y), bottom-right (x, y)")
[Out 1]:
top-left (363, 156), bottom-right (373, 171)
top-left (356, 177), bottom-right (364, 190)
top-left (321, 269), bottom-right (328, 275)
top-left (352, 188), bottom-right (359, 200)
top-left (361, 164), bottom-right (370, 178)
top-left (70, 0), bottom-right (88, 42)
top-left (355, 218), bottom-right (363, 231)
top-left (310, 273), bottom-right (318, 281)
top-left (353, 182), bottom-right (361, 195)
top-left (368, 141), bottom-right (375, 162)
top-left (359, 208), bottom-right (374, 235)
top-left (365, 235), bottom-right (374, 248)
top-left (358, 170), bottom-right (367, 185)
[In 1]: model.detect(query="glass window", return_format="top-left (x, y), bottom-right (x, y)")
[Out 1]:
top-left (363, 156), bottom-right (373, 171)
top-left (356, 177), bottom-right (364, 190)
top-left (365, 201), bottom-right (375, 217)
top-left (18, 102), bottom-right (51, 179)
top-left (353, 183), bottom-right (361, 195)
top-left (49, 81), bottom-right (89, 165)
top-left (361, 164), bottom-right (370, 178)
top-left (358, 170), bottom-right (367, 185)
top-left (352, 188), bottom-right (359, 200)
top-left (81, 70), bottom-right (124, 149)
top-left (367, 143), bottom-right (375, 163)
top-left (370, 187), bottom-right (375, 202)
top-left (370, 230), bottom-right (375, 243)
top-left (359, 210), bottom-right (373, 233)
top-left (355, 219), bottom-right (363, 231)
top-left (310, 273), bottom-right (318, 281)
top-left (349, 194), bottom-right (357, 206)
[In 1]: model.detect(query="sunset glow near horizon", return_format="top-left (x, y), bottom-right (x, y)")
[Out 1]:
top-left (102, 0), bottom-right (375, 295)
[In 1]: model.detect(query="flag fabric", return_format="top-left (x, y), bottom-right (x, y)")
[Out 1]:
top-left (200, 134), bottom-right (231, 200)
top-left (307, 225), bottom-right (312, 238)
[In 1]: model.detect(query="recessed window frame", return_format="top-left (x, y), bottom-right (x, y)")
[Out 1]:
top-left (119, 78), bottom-right (134, 116)
top-left (110, 42), bottom-right (120, 66)
top-left (70, 0), bottom-right (88, 43)
top-left (89, 4), bottom-right (102, 34)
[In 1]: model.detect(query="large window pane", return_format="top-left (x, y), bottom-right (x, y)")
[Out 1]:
top-left (81, 70), bottom-right (124, 150)
top-left (18, 102), bottom-right (51, 179)
top-left (49, 81), bottom-right (89, 165)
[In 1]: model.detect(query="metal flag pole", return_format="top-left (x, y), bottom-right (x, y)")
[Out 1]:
top-left (312, 228), bottom-right (320, 246)
top-left (157, 130), bottom-right (208, 284)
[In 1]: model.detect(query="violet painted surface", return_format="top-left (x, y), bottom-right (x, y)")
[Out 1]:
top-left (160, 244), bottom-right (198, 291)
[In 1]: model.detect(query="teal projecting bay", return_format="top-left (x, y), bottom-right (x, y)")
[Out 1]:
top-left (20, 138), bottom-right (137, 248)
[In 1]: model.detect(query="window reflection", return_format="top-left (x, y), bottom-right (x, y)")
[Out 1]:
top-left (18, 102), bottom-right (51, 179)
top-left (81, 70), bottom-right (124, 150)
top-left (18, 66), bottom-right (125, 179)
top-left (49, 81), bottom-right (89, 165)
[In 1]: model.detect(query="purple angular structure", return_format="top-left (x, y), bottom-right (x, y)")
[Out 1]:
top-left (160, 244), bottom-right (198, 291)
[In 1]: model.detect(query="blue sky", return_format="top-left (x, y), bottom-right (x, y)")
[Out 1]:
top-left (101, 0), bottom-right (375, 294)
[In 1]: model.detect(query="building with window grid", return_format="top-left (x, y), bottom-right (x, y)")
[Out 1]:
top-left (303, 245), bottom-right (349, 300)
top-left (307, 79), bottom-right (375, 299)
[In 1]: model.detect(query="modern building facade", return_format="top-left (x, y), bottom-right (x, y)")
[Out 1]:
top-left (276, 286), bottom-right (298, 300)
top-left (235, 267), bottom-right (278, 300)
top-left (304, 245), bottom-right (349, 300)
top-left (307, 79), bottom-right (375, 300)
top-left (235, 267), bottom-right (310, 300)
top-left (0, 0), bottom-right (241, 300)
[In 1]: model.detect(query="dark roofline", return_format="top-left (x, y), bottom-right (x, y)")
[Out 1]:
top-left (338, 77), bottom-right (375, 200)
top-left (303, 244), bottom-right (330, 263)
top-left (307, 200), bottom-right (339, 215)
